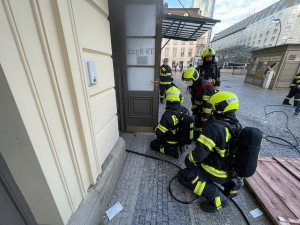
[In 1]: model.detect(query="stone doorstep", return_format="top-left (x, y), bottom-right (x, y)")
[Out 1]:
top-left (67, 137), bottom-right (127, 225)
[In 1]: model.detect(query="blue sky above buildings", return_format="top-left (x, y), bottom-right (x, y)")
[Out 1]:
top-left (164, 0), bottom-right (279, 38)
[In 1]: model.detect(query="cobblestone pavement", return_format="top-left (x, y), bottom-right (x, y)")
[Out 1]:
top-left (102, 72), bottom-right (300, 225)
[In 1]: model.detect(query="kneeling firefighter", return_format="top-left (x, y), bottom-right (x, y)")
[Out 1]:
top-left (150, 86), bottom-right (194, 159)
top-left (177, 91), bottom-right (263, 213)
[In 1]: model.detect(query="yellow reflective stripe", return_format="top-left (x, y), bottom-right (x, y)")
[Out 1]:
top-left (215, 196), bottom-right (222, 210)
top-left (295, 75), bottom-right (300, 79)
top-left (190, 123), bottom-right (194, 128)
top-left (160, 147), bottom-right (164, 154)
top-left (215, 147), bottom-right (226, 157)
top-left (285, 97), bottom-right (291, 100)
top-left (193, 181), bottom-right (206, 196)
top-left (195, 101), bottom-right (202, 105)
top-left (161, 67), bottom-right (166, 71)
top-left (294, 99), bottom-right (300, 101)
top-left (291, 84), bottom-right (296, 86)
top-left (167, 141), bottom-right (177, 144)
top-left (158, 124), bottom-right (168, 133)
top-left (171, 115), bottom-right (179, 125)
top-left (160, 81), bottom-right (172, 84)
top-left (225, 127), bottom-right (231, 142)
top-left (217, 78), bottom-right (221, 81)
top-left (188, 153), bottom-right (196, 163)
top-left (202, 95), bottom-right (210, 101)
top-left (195, 127), bottom-right (202, 132)
top-left (191, 176), bottom-right (199, 184)
top-left (203, 108), bottom-right (212, 113)
top-left (215, 86), bottom-right (220, 91)
top-left (170, 129), bottom-right (176, 134)
top-left (190, 130), bottom-right (194, 140)
top-left (166, 73), bottom-right (172, 75)
top-left (198, 135), bottom-right (215, 151)
top-left (201, 163), bottom-right (228, 178)
top-left (192, 105), bottom-right (197, 109)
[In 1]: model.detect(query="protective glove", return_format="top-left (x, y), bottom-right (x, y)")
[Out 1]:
top-left (184, 154), bottom-right (194, 168)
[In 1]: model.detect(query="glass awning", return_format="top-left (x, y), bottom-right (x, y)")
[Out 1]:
top-left (162, 14), bottom-right (220, 41)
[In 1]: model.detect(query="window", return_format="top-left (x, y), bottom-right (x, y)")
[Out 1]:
top-left (273, 29), bottom-right (278, 34)
top-left (258, 40), bottom-right (261, 44)
top-left (182, 41), bottom-right (186, 45)
top-left (181, 49), bottom-right (185, 57)
top-left (196, 48), bottom-right (201, 56)
top-left (271, 36), bottom-right (275, 41)
top-left (264, 38), bottom-right (267, 43)
top-left (173, 49), bottom-right (177, 57)
top-left (188, 49), bottom-right (192, 57)
top-left (173, 40), bottom-right (178, 45)
top-left (259, 33), bottom-right (263, 38)
top-left (189, 41), bottom-right (193, 45)
top-left (165, 48), bottom-right (169, 57)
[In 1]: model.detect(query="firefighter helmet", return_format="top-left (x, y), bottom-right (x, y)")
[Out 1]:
top-left (202, 48), bottom-right (216, 59)
top-left (166, 86), bottom-right (184, 103)
top-left (209, 91), bottom-right (239, 113)
top-left (181, 67), bottom-right (199, 81)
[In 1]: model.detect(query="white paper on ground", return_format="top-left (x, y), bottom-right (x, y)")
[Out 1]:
top-left (106, 202), bottom-right (123, 220)
top-left (250, 208), bottom-right (263, 218)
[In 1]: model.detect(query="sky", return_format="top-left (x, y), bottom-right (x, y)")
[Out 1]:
top-left (164, 0), bottom-right (280, 38)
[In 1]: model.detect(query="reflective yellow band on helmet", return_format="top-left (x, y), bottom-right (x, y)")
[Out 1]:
top-left (198, 135), bottom-right (215, 151)
top-left (166, 92), bottom-right (180, 97)
top-left (160, 81), bottom-right (172, 84)
top-left (194, 181), bottom-right (206, 196)
top-left (201, 163), bottom-right (228, 178)
top-left (188, 153), bottom-right (196, 163)
top-left (157, 124), bottom-right (168, 133)
top-left (215, 196), bottom-right (222, 210)
top-left (215, 147), bottom-right (226, 157)
top-left (160, 147), bottom-right (164, 154)
top-left (191, 176), bottom-right (199, 184)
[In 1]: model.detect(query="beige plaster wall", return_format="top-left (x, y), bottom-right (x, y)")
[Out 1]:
top-left (0, 0), bottom-right (118, 224)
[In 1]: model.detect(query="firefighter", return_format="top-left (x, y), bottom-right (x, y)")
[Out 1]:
top-left (182, 67), bottom-right (215, 140)
top-left (159, 58), bottom-right (173, 103)
top-left (196, 48), bottom-right (221, 92)
top-left (283, 72), bottom-right (300, 106)
top-left (150, 86), bottom-right (185, 159)
top-left (177, 91), bottom-right (241, 213)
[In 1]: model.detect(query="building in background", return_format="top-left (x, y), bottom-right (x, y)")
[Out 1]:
top-left (211, 0), bottom-right (300, 67)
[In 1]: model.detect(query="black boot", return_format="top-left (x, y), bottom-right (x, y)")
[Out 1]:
top-left (201, 191), bottom-right (229, 213)
top-left (223, 180), bottom-right (240, 199)
top-left (283, 99), bottom-right (291, 105)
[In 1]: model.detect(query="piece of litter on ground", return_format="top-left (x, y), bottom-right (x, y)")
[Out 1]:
top-left (250, 208), bottom-right (263, 218)
top-left (106, 202), bottom-right (123, 220)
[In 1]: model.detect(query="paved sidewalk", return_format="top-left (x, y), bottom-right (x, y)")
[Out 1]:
top-left (102, 73), bottom-right (300, 225)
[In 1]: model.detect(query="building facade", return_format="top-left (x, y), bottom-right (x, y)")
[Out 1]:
top-left (0, 0), bottom-right (124, 224)
top-left (211, 0), bottom-right (300, 64)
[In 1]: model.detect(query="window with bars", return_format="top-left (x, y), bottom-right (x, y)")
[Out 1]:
top-left (188, 49), bottom-right (192, 57)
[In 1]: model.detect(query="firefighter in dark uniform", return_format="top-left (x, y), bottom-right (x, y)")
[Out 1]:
top-left (150, 86), bottom-right (185, 158)
top-left (196, 48), bottom-right (221, 92)
top-left (283, 72), bottom-right (300, 106)
top-left (182, 67), bottom-right (215, 140)
top-left (159, 58), bottom-right (173, 103)
top-left (177, 91), bottom-right (241, 213)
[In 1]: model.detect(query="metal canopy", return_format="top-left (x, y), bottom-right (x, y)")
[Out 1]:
top-left (162, 14), bottom-right (220, 41)
top-left (216, 45), bottom-right (259, 58)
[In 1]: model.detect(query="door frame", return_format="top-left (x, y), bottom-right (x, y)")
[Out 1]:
top-left (0, 152), bottom-right (37, 225)
top-left (109, 0), bottom-right (163, 132)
